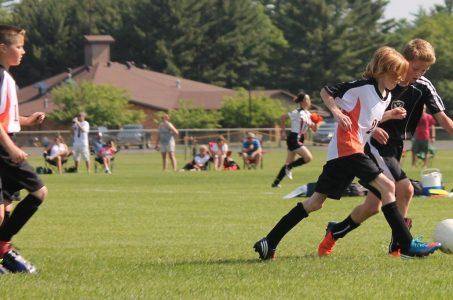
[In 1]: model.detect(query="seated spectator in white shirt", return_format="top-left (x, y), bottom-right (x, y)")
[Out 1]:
top-left (45, 136), bottom-right (71, 174)
top-left (181, 145), bottom-right (211, 171)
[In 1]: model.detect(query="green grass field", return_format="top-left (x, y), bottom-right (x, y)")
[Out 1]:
top-left (1, 146), bottom-right (453, 299)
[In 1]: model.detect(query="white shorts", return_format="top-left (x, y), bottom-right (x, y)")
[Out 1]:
top-left (73, 144), bottom-right (90, 161)
top-left (160, 140), bottom-right (175, 153)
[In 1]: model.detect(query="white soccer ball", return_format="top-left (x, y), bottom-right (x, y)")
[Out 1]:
top-left (433, 219), bottom-right (453, 254)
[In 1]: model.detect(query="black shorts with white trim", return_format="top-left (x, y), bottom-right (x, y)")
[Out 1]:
top-left (314, 153), bottom-right (382, 200)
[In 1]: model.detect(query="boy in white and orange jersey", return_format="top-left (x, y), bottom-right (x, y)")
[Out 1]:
top-left (0, 24), bottom-right (47, 273)
top-left (318, 39), bottom-right (453, 257)
top-left (253, 47), bottom-right (441, 261)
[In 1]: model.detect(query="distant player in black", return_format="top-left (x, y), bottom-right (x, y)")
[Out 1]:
top-left (0, 25), bottom-right (47, 273)
top-left (318, 39), bottom-right (453, 257)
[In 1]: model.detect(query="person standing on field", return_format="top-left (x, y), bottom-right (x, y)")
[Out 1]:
top-left (155, 113), bottom-right (179, 171)
top-left (411, 105), bottom-right (436, 168)
top-left (72, 112), bottom-right (91, 173)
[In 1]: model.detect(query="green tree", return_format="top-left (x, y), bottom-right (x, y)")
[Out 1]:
top-left (11, 0), bottom-right (132, 86)
top-left (165, 101), bottom-right (222, 129)
top-left (220, 88), bottom-right (286, 127)
top-left (49, 81), bottom-right (144, 127)
top-left (264, 0), bottom-right (393, 96)
top-left (389, 8), bottom-right (453, 116)
top-left (115, 0), bottom-right (285, 88)
top-left (0, 2), bottom-right (12, 23)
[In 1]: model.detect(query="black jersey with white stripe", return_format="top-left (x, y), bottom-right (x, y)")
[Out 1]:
top-left (374, 76), bottom-right (444, 142)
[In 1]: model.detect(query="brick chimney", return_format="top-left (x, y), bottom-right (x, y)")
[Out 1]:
top-left (84, 35), bottom-right (115, 66)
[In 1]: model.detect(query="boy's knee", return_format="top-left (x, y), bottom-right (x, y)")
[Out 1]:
top-left (32, 186), bottom-right (48, 201)
top-left (396, 179), bottom-right (414, 201)
top-left (303, 196), bottom-right (324, 212)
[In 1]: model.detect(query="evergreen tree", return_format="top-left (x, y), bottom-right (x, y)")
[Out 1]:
top-left (265, 0), bottom-right (392, 96)
top-left (11, 0), bottom-right (132, 86)
top-left (390, 7), bottom-right (453, 116)
top-left (114, 0), bottom-right (285, 88)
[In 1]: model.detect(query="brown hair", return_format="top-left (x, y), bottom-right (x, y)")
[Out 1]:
top-left (363, 46), bottom-right (408, 83)
top-left (0, 24), bottom-right (25, 46)
top-left (402, 38), bottom-right (436, 64)
top-left (293, 92), bottom-right (307, 103)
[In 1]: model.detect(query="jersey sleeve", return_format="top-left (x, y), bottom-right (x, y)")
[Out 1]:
top-left (324, 81), bottom-right (359, 112)
top-left (419, 78), bottom-right (445, 114)
top-left (324, 81), bottom-right (358, 99)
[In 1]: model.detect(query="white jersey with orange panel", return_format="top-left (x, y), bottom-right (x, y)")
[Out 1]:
top-left (288, 108), bottom-right (312, 136)
top-left (324, 78), bottom-right (391, 161)
top-left (0, 67), bottom-right (21, 133)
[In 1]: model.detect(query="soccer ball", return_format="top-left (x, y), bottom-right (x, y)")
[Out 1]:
top-left (433, 219), bottom-right (453, 254)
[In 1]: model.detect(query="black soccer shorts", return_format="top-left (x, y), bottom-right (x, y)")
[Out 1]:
top-left (286, 132), bottom-right (305, 151)
top-left (314, 153), bottom-right (382, 200)
top-left (0, 145), bottom-right (44, 201)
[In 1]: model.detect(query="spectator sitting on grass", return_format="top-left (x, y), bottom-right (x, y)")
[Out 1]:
top-left (180, 145), bottom-right (211, 171)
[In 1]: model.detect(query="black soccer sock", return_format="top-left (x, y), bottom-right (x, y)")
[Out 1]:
top-left (382, 202), bottom-right (412, 251)
top-left (0, 194), bottom-right (42, 241)
top-left (289, 157), bottom-right (306, 169)
top-left (266, 202), bottom-right (309, 249)
top-left (389, 217), bottom-right (413, 251)
top-left (330, 215), bottom-right (360, 239)
top-left (0, 210), bottom-right (11, 228)
top-left (273, 165), bottom-right (287, 185)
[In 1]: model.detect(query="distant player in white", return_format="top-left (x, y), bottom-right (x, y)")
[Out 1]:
top-left (72, 112), bottom-right (90, 173)
top-left (272, 92), bottom-right (319, 187)
top-left (254, 47), bottom-right (441, 261)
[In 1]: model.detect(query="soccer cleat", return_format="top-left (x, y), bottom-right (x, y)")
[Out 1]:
top-left (271, 183), bottom-right (281, 188)
top-left (401, 238), bottom-right (442, 259)
top-left (388, 249), bottom-right (401, 257)
top-left (318, 222), bottom-right (338, 257)
top-left (0, 264), bottom-right (9, 274)
top-left (253, 238), bottom-right (276, 261)
top-left (2, 250), bottom-right (37, 273)
top-left (285, 167), bottom-right (293, 180)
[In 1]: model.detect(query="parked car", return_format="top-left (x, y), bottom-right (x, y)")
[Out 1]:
top-left (117, 124), bottom-right (150, 149)
top-left (312, 119), bottom-right (337, 145)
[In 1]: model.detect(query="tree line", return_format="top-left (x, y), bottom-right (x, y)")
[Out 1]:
top-left (2, 0), bottom-right (452, 117)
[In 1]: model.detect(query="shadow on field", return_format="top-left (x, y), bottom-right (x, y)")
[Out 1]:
top-left (142, 253), bottom-right (319, 267)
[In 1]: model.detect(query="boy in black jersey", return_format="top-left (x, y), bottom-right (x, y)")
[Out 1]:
top-left (318, 39), bottom-right (453, 257)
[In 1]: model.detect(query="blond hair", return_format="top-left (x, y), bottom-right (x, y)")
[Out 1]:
top-left (363, 46), bottom-right (408, 83)
top-left (0, 24), bottom-right (25, 46)
top-left (402, 38), bottom-right (436, 64)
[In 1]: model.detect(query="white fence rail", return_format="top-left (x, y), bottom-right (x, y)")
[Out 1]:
top-left (14, 126), bottom-right (452, 150)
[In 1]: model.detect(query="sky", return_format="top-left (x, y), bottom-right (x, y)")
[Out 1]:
top-left (385, 0), bottom-right (446, 21)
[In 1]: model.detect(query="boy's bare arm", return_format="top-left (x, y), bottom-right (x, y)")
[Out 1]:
top-left (0, 126), bottom-right (27, 163)
top-left (19, 112), bottom-right (45, 126)
top-left (433, 111), bottom-right (453, 135)
top-left (320, 88), bottom-right (352, 131)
